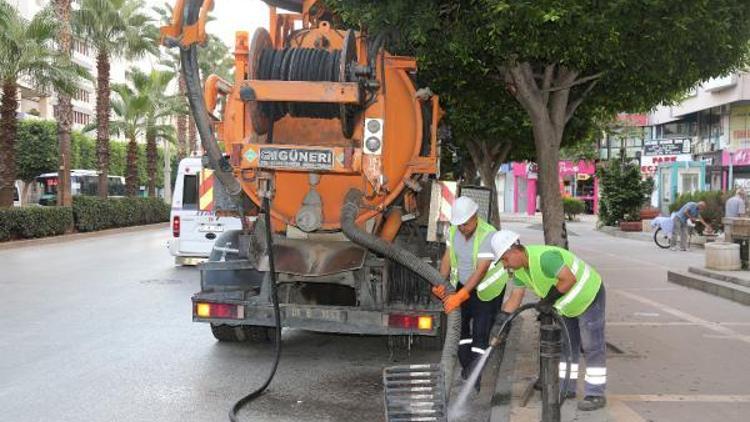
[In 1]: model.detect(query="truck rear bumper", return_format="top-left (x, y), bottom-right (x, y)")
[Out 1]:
top-left (192, 293), bottom-right (442, 337)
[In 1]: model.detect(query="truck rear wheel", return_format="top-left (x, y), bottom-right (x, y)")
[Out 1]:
top-left (210, 324), bottom-right (272, 343)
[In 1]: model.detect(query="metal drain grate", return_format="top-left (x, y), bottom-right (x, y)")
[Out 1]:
top-left (383, 364), bottom-right (447, 422)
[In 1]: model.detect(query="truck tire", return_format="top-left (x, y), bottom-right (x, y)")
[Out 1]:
top-left (210, 324), bottom-right (272, 343)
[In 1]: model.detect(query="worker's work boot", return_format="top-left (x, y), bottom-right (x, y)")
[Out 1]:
top-left (577, 395), bottom-right (606, 411)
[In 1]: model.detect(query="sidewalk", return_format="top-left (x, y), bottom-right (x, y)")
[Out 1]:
top-left (0, 222), bottom-right (168, 251)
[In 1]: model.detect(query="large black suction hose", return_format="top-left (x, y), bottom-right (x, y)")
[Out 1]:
top-left (180, 0), bottom-right (243, 205)
top-left (341, 189), bottom-right (461, 396)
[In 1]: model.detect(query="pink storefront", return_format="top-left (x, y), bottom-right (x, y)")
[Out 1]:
top-left (512, 161), bottom-right (599, 215)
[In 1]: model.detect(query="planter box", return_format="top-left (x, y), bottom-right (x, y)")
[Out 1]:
top-left (640, 208), bottom-right (660, 220)
top-left (619, 221), bottom-right (643, 232)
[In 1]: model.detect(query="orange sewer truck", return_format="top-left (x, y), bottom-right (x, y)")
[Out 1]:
top-left (160, 0), bottom-right (469, 350)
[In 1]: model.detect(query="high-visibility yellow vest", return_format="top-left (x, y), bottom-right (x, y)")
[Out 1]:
top-left (447, 219), bottom-right (508, 301)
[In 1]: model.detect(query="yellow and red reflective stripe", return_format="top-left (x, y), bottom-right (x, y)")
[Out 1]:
top-left (199, 169), bottom-right (214, 211)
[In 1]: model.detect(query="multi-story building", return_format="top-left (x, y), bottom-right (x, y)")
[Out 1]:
top-left (9, 0), bottom-right (128, 130)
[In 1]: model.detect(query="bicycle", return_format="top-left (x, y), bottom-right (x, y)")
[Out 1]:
top-left (653, 218), bottom-right (695, 249)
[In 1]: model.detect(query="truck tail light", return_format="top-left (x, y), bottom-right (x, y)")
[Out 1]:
top-left (388, 314), bottom-right (433, 331)
top-left (194, 302), bottom-right (244, 319)
top-left (172, 216), bottom-right (180, 237)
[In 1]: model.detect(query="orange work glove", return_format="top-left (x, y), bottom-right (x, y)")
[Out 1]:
top-left (431, 284), bottom-right (448, 300)
top-left (442, 288), bottom-right (470, 314)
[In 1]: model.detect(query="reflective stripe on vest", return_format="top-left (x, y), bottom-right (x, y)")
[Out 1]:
top-left (447, 219), bottom-right (508, 301)
top-left (514, 245), bottom-right (602, 317)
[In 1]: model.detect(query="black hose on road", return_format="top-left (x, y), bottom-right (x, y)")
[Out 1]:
top-left (228, 196), bottom-right (282, 422)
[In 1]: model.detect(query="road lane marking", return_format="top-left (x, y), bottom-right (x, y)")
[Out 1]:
top-left (612, 394), bottom-right (750, 403)
top-left (609, 321), bottom-right (750, 327)
top-left (613, 289), bottom-right (750, 345)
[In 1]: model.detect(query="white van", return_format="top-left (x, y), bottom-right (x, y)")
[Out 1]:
top-left (13, 181), bottom-right (22, 207)
top-left (168, 157), bottom-right (242, 265)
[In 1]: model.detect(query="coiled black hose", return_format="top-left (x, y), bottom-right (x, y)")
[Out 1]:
top-left (341, 188), bottom-right (462, 397)
top-left (257, 47), bottom-right (343, 120)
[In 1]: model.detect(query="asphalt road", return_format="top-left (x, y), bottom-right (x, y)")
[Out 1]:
top-left (0, 227), bottom-right (439, 422)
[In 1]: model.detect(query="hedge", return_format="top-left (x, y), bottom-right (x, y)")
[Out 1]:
top-left (0, 206), bottom-right (74, 241)
top-left (72, 196), bottom-right (170, 232)
top-left (0, 197), bottom-right (170, 241)
top-left (563, 197), bottom-right (586, 221)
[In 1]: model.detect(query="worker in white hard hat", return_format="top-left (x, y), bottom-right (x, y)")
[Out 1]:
top-left (489, 230), bottom-right (608, 411)
top-left (431, 196), bottom-right (509, 392)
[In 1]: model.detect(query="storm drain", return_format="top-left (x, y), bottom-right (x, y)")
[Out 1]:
top-left (383, 364), bottom-right (447, 422)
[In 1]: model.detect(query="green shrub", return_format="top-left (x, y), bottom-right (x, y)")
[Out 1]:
top-left (597, 160), bottom-right (654, 225)
top-left (0, 207), bottom-right (73, 241)
top-left (668, 190), bottom-right (726, 233)
top-left (72, 196), bottom-right (169, 232)
top-left (563, 197), bottom-right (586, 221)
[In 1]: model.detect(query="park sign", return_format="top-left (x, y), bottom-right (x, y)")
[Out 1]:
top-left (644, 138), bottom-right (691, 156)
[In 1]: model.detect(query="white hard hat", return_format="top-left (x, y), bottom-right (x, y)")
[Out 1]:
top-left (450, 196), bottom-right (479, 226)
top-left (491, 230), bottom-right (520, 260)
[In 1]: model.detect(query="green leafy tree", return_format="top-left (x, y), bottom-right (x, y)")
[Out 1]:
top-left (72, 0), bottom-right (157, 197)
top-left (0, 3), bottom-right (83, 207)
top-left (327, 0), bottom-right (750, 247)
top-left (597, 160), bottom-right (654, 226)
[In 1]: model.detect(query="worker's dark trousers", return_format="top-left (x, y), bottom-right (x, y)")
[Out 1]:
top-left (560, 285), bottom-right (607, 397)
top-left (458, 287), bottom-right (505, 373)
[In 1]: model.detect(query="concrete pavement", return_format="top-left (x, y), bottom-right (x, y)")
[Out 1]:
top-left (491, 219), bottom-right (750, 422)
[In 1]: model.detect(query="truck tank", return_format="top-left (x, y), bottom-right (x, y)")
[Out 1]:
top-left (161, 0), bottom-right (454, 351)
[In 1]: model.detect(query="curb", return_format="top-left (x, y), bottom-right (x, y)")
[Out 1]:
top-left (0, 222), bottom-right (169, 251)
top-left (688, 266), bottom-right (750, 288)
top-left (668, 270), bottom-right (750, 306)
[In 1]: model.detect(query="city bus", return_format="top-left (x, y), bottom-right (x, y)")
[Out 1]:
top-left (34, 170), bottom-right (126, 205)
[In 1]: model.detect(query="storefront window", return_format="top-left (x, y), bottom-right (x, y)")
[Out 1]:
top-left (680, 172), bottom-right (700, 194)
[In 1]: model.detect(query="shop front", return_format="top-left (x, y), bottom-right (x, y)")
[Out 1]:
top-left (722, 148), bottom-right (750, 191)
top-left (510, 160), bottom-right (597, 215)
top-left (656, 161), bottom-right (707, 213)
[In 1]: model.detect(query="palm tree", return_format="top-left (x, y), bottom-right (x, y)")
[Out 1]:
top-left (0, 4), bottom-right (82, 207)
top-left (129, 68), bottom-right (179, 196)
top-left (153, 4), bottom-right (188, 160)
top-left (88, 82), bottom-right (147, 196)
top-left (54, 0), bottom-right (73, 207)
top-left (72, 0), bottom-right (157, 198)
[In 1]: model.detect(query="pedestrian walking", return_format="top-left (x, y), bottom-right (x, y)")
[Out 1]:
top-left (490, 230), bottom-right (608, 411)
top-left (432, 196), bottom-right (508, 392)
top-left (670, 201), bottom-right (707, 251)
top-left (725, 189), bottom-right (746, 218)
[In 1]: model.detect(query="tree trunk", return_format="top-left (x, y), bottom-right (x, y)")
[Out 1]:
top-left (55, 0), bottom-right (73, 207)
top-left (532, 120), bottom-right (568, 248)
top-left (0, 79), bottom-right (19, 207)
top-left (506, 63), bottom-right (577, 248)
top-left (125, 137), bottom-right (138, 197)
top-left (146, 131), bottom-right (157, 197)
top-left (96, 51), bottom-right (111, 198)
top-left (163, 138), bottom-right (172, 203)
top-left (466, 140), bottom-right (511, 229)
top-left (177, 74), bottom-right (187, 159)
top-left (188, 114), bottom-right (197, 154)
